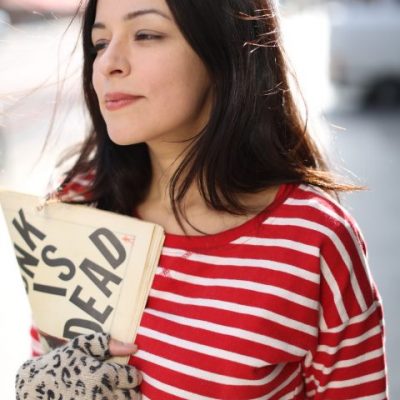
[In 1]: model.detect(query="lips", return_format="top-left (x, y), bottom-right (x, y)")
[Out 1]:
top-left (104, 93), bottom-right (143, 111)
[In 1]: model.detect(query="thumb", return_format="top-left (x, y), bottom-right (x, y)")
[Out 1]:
top-left (109, 338), bottom-right (138, 357)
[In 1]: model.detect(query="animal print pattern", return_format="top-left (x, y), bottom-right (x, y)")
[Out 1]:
top-left (15, 333), bottom-right (141, 399)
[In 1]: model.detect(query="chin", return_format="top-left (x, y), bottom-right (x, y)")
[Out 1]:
top-left (107, 127), bottom-right (143, 146)
top-left (109, 136), bottom-right (137, 146)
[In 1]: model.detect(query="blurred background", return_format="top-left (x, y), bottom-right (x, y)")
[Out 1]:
top-left (0, 0), bottom-right (398, 397)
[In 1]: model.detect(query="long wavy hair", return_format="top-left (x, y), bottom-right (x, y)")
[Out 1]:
top-left (62, 0), bottom-right (353, 222)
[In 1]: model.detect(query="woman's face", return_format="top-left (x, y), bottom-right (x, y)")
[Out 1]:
top-left (91, 0), bottom-right (214, 146)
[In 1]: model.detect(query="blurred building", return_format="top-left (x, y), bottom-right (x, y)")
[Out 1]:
top-left (328, 0), bottom-right (400, 109)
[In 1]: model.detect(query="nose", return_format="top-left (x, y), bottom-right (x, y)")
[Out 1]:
top-left (98, 40), bottom-right (131, 78)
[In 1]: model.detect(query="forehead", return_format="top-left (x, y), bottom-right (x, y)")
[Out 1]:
top-left (94, 0), bottom-right (171, 20)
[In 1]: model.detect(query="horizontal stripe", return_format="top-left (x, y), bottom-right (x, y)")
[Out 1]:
top-left (60, 190), bottom-right (86, 202)
top-left (155, 267), bottom-right (319, 310)
top-left (286, 190), bottom-right (371, 277)
top-left (162, 247), bottom-right (319, 283)
top-left (137, 350), bottom-right (285, 386)
top-left (308, 370), bottom-right (386, 392)
top-left (264, 217), bottom-right (367, 311)
top-left (150, 289), bottom-right (318, 336)
top-left (143, 370), bottom-right (312, 400)
top-left (306, 389), bottom-right (387, 400)
top-left (356, 391), bottom-right (388, 400)
top-left (141, 371), bottom-right (216, 400)
top-left (312, 348), bottom-right (384, 375)
top-left (320, 301), bottom-right (379, 333)
top-left (138, 326), bottom-right (269, 367)
top-left (70, 176), bottom-right (93, 186)
top-left (317, 326), bottom-right (382, 355)
top-left (144, 308), bottom-right (307, 357)
top-left (280, 382), bottom-right (304, 400)
top-left (29, 183), bottom-right (387, 399)
top-left (298, 185), bottom-right (362, 238)
top-left (262, 366), bottom-right (300, 400)
top-left (231, 236), bottom-right (320, 257)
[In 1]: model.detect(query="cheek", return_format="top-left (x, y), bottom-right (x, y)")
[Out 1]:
top-left (147, 53), bottom-right (212, 120)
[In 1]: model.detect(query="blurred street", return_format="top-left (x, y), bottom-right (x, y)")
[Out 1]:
top-left (0, 4), bottom-right (399, 398)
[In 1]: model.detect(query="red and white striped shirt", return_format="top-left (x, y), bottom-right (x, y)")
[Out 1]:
top-left (31, 182), bottom-right (388, 399)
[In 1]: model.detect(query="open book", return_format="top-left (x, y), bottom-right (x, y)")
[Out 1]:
top-left (0, 190), bottom-right (165, 364)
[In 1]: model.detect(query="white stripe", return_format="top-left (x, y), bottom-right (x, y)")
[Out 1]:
top-left (60, 190), bottom-right (86, 202)
top-left (231, 236), bottom-right (320, 257)
top-left (298, 192), bottom-right (374, 300)
top-left (320, 301), bottom-right (379, 333)
top-left (264, 217), bottom-right (367, 311)
top-left (319, 314), bottom-right (328, 331)
top-left (138, 326), bottom-right (269, 367)
top-left (317, 326), bottom-right (382, 355)
top-left (150, 289), bottom-right (318, 336)
top-left (308, 370), bottom-right (386, 393)
top-left (142, 370), bottom-right (306, 400)
top-left (71, 176), bottom-right (92, 186)
top-left (162, 247), bottom-right (319, 283)
top-left (287, 189), bottom-right (372, 297)
top-left (31, 339), bottom-right (44, 355)
top-left (354, 391), bottom-right (388, 400)
top-left (141, 371), bottom-right (216, 400)
top-left (312, 348), bottom-right (384, 375)
top-left (298, 184), bottom-right (363, 238)
top-left (302, 184), bottom-right (368, 249)
top-left (136, 350), bottom-right (284, 386)
top-left (144, 308), bottom-right (307, 357)
top-left (298, 184), bottom-right (335, 203)
top-left (306, 388), bottom-right (387, 400)
top-left (155, 267), bottom-right (319, 310)
top-left (261, 366), bottom-right (300, 400)
top-left (287, 191), bottom-right (371, 268)
top-left (320, 256), bottom-right (349, 323)
top-left (279, 381), bottom-right (304, 400)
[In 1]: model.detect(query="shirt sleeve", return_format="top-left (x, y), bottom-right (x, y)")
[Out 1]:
top-left (30, 324), bottom-right (44, 358)
top-left (302, 214), bottom-right (388, 399)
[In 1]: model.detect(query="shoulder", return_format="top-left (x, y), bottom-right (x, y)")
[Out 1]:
top-left (273, 183), bottom-right (367, 252)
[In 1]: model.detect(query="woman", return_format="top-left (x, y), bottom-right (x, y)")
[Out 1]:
top-left (16, 0), bottom-right (388, 398)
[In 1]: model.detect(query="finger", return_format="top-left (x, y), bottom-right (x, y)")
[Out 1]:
top-left (69, 332), bottom-right (111, 360)
top-left (105, 362), bottom-right (142, 389)
top-left (109, 338), bottom-right (138, 356)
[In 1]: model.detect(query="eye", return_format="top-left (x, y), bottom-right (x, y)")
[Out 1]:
top-left (135, 32), bottom-right (162, 41)
top-left (90, 41), bottom-right (108, 55)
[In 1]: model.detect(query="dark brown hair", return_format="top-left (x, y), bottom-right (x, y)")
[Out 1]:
top-left (63, 0), bottom-right (353, 221)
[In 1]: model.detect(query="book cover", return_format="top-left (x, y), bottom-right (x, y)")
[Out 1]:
top-left (0, 190), bottom-right (165, 364)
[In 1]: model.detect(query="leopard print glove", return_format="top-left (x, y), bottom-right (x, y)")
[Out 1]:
top-left (15, 333), bottom-right (141, 400)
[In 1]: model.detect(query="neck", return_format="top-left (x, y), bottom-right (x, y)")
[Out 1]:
top-left (146, 140), bottom-right (201, 211)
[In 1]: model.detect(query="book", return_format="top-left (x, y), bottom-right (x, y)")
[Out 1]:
top-left (0, 190), bottom-right (165, 364)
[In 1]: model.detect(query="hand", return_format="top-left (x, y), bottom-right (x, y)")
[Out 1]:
top-left (15, 332), bottom-right (142, 399)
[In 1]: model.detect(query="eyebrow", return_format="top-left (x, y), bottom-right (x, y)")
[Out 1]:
top-left (92, 8), bottom-right (171, 30)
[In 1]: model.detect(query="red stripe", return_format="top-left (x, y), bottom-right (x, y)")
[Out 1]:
top-left (26, 179), bottom-right (387, 399)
